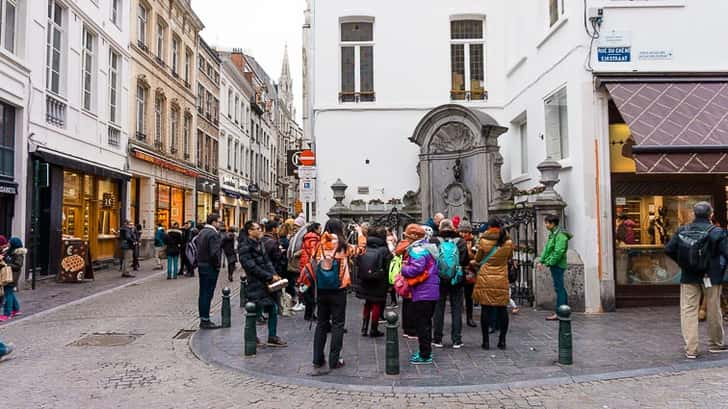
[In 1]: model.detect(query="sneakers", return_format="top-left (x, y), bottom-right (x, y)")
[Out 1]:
top-left (431, 341), bottom-right (444, 348)
top-left (10, 311), bottom-right (20, 318)
top-left (0, 343), bottom-right (14, 360)
top-left (0, 315), bottom-right (9, 322)
top-left (267, 336), bottom-right (288, 347)
top-left (292, 302), bottom-right (306, 312)
top-left (403, 333), bottom-right (417, 340)
top-left (409, 352), bottom-right (433, 365)
top-left (709, 346), bottom-right (728, 354)
top-left (685, 352), bottom-right (698, 359)
top-left (199, 320), bottom-right (221, 330)
top-left (453, 342), bottom-right (464, 349)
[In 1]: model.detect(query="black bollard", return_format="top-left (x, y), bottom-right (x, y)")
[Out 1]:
top-left (384, 310), bottom-right (400, 375)
top-left (221, 287), bottom-right (231, 328)
top-left (244, 302), bottom-right (257, 356)
top-left (557, 304), bottom-right (573, 365)
top-left (240, 276), bottom-right (247, 308)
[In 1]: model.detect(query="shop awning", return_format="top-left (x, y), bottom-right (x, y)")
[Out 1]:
top-left (606, 82), bottom-right (728, 173)
top-left (35, 147), bottom-right (132, 181)
top-left (222, 188), bottom-right (241, 199)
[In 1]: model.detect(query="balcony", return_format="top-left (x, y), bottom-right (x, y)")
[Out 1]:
top-left (450, 89), bottom-right (488, 102)
top-left (170, 146), bottom-right (178, 154)
top-left (136, 131), bottom-right (147, 141)
top-left (338, 91), bottom-right (376, 103)
top-left (46, 94), bottom-right (67, 128)
top-left (155, 56), bottom-right (166, 67)
top-left (137, 40), bottom-right (148, 52)
top-left (172, 70), bottom-right (179, 79)
top-left (107, 126), bottom-right (121, 147)
top-left (154, 140), bottom-right (164, 150)
top-left (184, 152), bottom-right (190, 160)
top-left (184, 80), bottom-right (190, 89)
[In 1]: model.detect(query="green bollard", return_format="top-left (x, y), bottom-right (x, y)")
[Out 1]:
top-left (384, 310), bottom-right (400, 375)
top-left (557, 304), bottom-right (573, 365)
top-left (244, 302), bottom-right (257, 356)
top-left (240, 276), bottom-right (247, 308)
top-left (221, 287), bottom-right (231, 328)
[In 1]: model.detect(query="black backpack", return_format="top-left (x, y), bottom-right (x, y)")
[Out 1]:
top-left (676, 224), bottom-right (716, 273)
top-left (357, 247), bottom-right (386, 282)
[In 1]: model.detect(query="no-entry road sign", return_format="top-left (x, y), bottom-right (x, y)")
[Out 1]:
top-left (299, 150), bottom-right (316, 166)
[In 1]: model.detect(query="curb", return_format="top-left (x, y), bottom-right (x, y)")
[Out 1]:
top-left (189, 329), bottom-right (728, 394)
top-left (0, 271), bottom-right (165, 329)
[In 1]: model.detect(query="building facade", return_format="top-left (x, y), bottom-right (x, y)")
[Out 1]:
top-left (27, 0), bottom-right (131, 276)
top-left (0, 0), bottom-right (30, 243)
top-left (195, 37), bottom-right (220, 224)
top-left (305, 0), bottom-right (728, 312)
top-left (128, 0), bottom-right (202, 255)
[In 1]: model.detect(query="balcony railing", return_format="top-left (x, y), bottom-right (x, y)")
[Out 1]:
top-left (450, 89), bottom-right (488, 101)
top-left (338, 91), bottom-right (376, 103)
top-left (184, 80), bottom-right (190, 89)
top-left (184, 152), bottom-right (190, 160)
top-left (107, 126), bottom-right (121, 147)
top-left (155, 56), bottom-right (166, 67)
top-left (154, 140), bottom-right (164, 150)
top-left (170, 146), bottom-right (178, 154)
top-left (136, 131), bottom-right (147, 141)
top-left (137, 41), bottom-right (148, 52)
top-left (46, 94), bottom-right (67, 128)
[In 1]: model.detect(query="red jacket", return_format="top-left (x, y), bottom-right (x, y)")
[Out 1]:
top-left (297, 232), bottom-right (320, 285)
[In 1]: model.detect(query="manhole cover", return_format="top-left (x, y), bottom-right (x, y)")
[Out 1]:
top-left (173, 329), bottom-right (196, 340)
top-left (68, 333), bottom-right (140, 347)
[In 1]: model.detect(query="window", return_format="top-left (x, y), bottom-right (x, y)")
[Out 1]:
top-left (0, 103), bottom-right (15, 178)
top-left (197, 84), bottom-right (204, 113)
top-left (545, 87), bottom-right (569, 160)
top-left (227, 137), bottom-right (232, 169)
top-left (198, 56), bottom-right (204, 70)
top-left (1, 0), bottom-right (17, 53)
top-left (111, 0), bottom-right (121, 27)
top-left (227, 89), bottom-right (233, 117)
top-left (206, 91), bottom-right (212, 117)
top-left (240, 145), bottom-right (245, 175)
top-left (135, 83), bottom-right (146, 137)
top-left (154, 94), bottom-right (163, 148)
top-left (137, 3), bottom-right (147, 46)
top-left (450, 20), bottom-right (486, 101)
top-left (340, 20), bottom-right (374, 103)
top-left (234, 95), bottom-right (239, 122)
top-left (171, 36), bottom-right (179, 75)
top-left (156, 20), bottom-right (165, 61)
top-left (233, 141), bottom-right (239, 172)
top-left (183, 114), bottom-right (190, 158)
top-left (519, 121), bottom-right (528, 175)
top-left (549, 0), bottom-right (565, 27)
top-left (109, 50), bottom-right (120, 124)
top-left (82, 27), bottom-right (96, 111)
top-left (46, 1), bottom-right (64, 95)
top-left (170, 108), bottom-right (179, 153)
top-left (196, 130), bottom-right (203, 167)
top-left (184, 49), bottom-right (191, 83)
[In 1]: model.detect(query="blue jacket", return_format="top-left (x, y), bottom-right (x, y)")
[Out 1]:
top-left (665, 218), bottom-right (728, 285)
top-left (154, 228), bottom-right (165, 248)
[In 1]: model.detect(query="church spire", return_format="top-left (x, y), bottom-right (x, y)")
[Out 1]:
top-left (280, 44), bottom-right (291, 82)
top-left (279, 44), bottom-right (294, 117)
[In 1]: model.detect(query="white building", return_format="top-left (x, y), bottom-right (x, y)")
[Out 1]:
top-left (305, 0), bottom-right (728, 312)
top-left (0, 0), bottom-right (31, 242)
top-left (27, 0), bottom-right (131, 276)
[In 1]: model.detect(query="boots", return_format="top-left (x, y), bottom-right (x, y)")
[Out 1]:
top-left (497, 333), bottom-right (506, 350)
top-left (481, 327), bottom-right (490, 350)
top-left (369, 321), bottom-right (384, 337)
top-left (361, 318), bottom-right (370, 336)
top-left (466, 312), bottom-right (477, 328)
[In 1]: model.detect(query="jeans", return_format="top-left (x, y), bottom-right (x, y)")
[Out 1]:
top-left (550, 266), bottom-right (568, 312)
top-left (433, 284), bottom-right (464, 344)
top-left (411, 300), bottom-right (436, 359)
top-left (198, 264), bottom-right (219, 321)
top-left (167, 255), bottom-right (179, 278)
top-left (3, 285), bottom-right (19, 316)
top-left (258, 303), bottom-right (279, 338)
top-left (401, 298), bottom-right (416, 336)
top-left (481, 306), bottom-right (509, 344)
top-left (313, 289), bottom-right (347, 368)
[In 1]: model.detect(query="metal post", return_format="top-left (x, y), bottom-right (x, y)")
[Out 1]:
top-left (305, 202), bottom-right (310, 223)
top-left (244, 302), bottom-right (257, 356)
top-left (384, 310), bottom-right (400, 375)
top-left (557, 304), bottom-right (573, 365)
top-left (221, 287), bottom-right (231, 328)
top-left (31, 160), bottom-right (39, 290)
top-left (239, 276), bottom-right (247, 308)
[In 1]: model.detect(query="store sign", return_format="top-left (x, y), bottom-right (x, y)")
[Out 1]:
top-left (598, 31), bottom-right (631, 63)
top-left (133, 150), bottom-right (199, 177)
top-left (248, 183), bottom-right (260, 194)
top-left (0, 181), bottom-right (17, 195)
top-left (102, 193), bottom-right (115, 208)
top-left (222, 175), bottom-right (238, 188)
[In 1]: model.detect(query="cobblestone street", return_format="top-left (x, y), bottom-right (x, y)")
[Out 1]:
top-left (0, 266), bottom-right (727, 408)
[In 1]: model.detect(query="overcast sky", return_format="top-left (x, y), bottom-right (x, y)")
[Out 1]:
top-left (193, 0), bottom-right (306, 123)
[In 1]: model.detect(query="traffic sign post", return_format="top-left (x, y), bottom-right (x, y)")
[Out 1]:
top-left (297, 166), bottom-right (316, 179)
top-left (299, 177), bottom-right (316, 223)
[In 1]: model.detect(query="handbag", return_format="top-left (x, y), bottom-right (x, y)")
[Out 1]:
top-left (0, 264), bottom-right (13, 285)
top-left (267, 278), bottom-right (289, 293)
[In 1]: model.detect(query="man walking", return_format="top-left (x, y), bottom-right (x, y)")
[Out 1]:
top-left (196, 214), bottom-right (223, 329)
top-left (665, 202), bottom-right (728, 358)
top-left (238, 220), bottom-right (287, 347)
top-left (540, 214), bottom-right (572, 321)
top-left (119, 220), bottom-right (136, 278)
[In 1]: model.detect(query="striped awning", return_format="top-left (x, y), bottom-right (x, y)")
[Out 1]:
top-left (606, 82), bottom-right (728, 173)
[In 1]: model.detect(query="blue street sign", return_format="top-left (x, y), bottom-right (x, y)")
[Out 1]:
top-left (597, 47), bottom-right (631, 63)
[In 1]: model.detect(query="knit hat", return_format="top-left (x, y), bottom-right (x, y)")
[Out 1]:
top-left (294, 215), bottom-right (306, 227)
top-left (439, 219), bottom-right (455, 232)
top-left (0, 235), bottom-right (7, 248)
top-left (458, 220), bottom-right (473, 233)
top-left (452, 215), bottom-right (461, 230)
top-left (9, 237), bottom-right (22, 249)
top-left (404, 224), bottom-right (426, 241)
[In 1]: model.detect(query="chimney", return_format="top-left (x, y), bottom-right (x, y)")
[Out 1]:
top-left (231, 48), bottom-right (246, 71)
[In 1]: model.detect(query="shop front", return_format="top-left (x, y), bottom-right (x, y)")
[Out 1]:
top-left (0, 180), bottom-right (17, 238)
top-left (603, 78), bottom-right (728, 307)
top-left (31, 148), bottom-right (129, 277)
top-left (196, 176), bottom-right (219, 224)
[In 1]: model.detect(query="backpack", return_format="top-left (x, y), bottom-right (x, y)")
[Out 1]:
top-left (389, 254), bottom-right (403, 285)
top-left (676, 224), bottom-right (716, 273)
top-left (358, 248), bottom-right (386, 282)
top-left (437, 238), bottom-right (462, 284)
top-left (287, 226), bottom-right (308, 273)
top-left (316, 259), bottom-right (341, 290)
top-left (185, 234), bottom-right (200, 269)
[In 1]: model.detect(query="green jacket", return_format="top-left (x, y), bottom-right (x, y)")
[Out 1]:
top-left (541, 228), bottom-right (572, 269)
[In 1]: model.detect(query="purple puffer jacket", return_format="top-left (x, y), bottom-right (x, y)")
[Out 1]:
top-left (400, 242), bottom-right (440, 302)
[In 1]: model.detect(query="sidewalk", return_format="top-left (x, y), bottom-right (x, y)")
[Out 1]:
top-left (191, 294), bottom-right (728, 392)
top-left (0, 258), bottom-right (166, 326)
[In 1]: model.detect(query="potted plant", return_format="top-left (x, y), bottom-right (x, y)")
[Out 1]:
top-left (368, 198), bottom-right (385, 211)
top-left (350, 199), bottom-right (366, 211)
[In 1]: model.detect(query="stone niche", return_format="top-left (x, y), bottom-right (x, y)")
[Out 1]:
top-left (408, 104), bottom-right (508, 222)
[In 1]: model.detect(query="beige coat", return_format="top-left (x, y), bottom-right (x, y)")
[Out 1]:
top-left (472, 230), bottom-right (513, 307)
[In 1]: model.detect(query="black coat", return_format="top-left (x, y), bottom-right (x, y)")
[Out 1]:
top-left (262, 233), bottom-right (284, 274)
top-left (665, 218), bottom-right (728, 285)
top-left (239, 233), bottom-right (276, 307)
top-left (119, 226), bottom-right (134, 250)
top-left (164, 229), bottom-right (184, 257)
top-left (196, 226), bottom-right (221, 269)
top-left (221, 232), bottom-right (236, 259)
top-left (355, 236), bottom-right (392, 304)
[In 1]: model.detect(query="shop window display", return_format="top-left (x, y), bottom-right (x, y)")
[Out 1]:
top-left (156, 183), bottom-right (185, 229)
top-left (614, 195), bottom-right (712, 285)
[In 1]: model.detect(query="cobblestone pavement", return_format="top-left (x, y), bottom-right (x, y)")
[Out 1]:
top-left (2, 269), bottom-right (728, 408)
